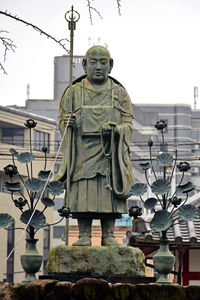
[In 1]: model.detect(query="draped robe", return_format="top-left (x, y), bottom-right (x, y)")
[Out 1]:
top-left (55, 77), bottom-right (135, 217)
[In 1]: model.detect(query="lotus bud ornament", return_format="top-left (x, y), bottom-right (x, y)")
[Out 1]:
top-left (24, 118), bottom-right (37, 128)
top-left (129, 206), bottom-right (142, 219)
top-left (155, 120), bottom-right (167, 130)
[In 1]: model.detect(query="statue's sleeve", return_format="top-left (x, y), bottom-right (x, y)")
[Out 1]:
top-left (117, 87), bottom-right (134, 144)
top-left (112, 86), bottom-right (135, 198)
top-left (59, 88), bottom-right (70, 136)
top-left (54, 87), bottom-right (76, 182)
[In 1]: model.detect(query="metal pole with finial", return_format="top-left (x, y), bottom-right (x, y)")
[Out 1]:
top-left (64, 6), bottom-right (80, 245)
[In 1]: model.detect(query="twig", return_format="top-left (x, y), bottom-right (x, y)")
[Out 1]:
top-left (0, 11), bottom-right (69, 52)
top-left (86, 0), bottom-right (103, 25)
top-left (0, 10), bottom-right (70, 74)
top-left (0, 30), bottom-right (16, 74)
top-left (116, 0), bottom-right (122, 15)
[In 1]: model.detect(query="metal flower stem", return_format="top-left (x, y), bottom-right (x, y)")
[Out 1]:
top-left (10, 192), bottom-right (15, 205)
top-left (44, 151), bottom-right (47, 171)
top-left (169, 148), bottom-right (177, 184)
top-left (19, 191), bottom-right (30, 205)
top-left (139, 196), bottom-right (145, 204)
top-left (11, 155), bottom-right (30, 198)
top-left (156, 194), bottom-right (164, 209)
top-left (29, 191), bottom-right (35, 240)
top-left (169, 172), bottom-right (186, 209)
top-left (170, 205), bottom-right (176, 215)
top-left (12, 155), bottom-right (15, 166)
top-left (162, 166), bottom-right (167, 210)
top-left (144, 166), bottom-right (163, 209)
top-left (29, 189), bottom-right (36, 239)
top-left (29, 128), bottom-right (33, 178)
top-left (149, 145), bottom-right (157, 180)
top-left (178, 172), bottom-right (185, 186)
top-left (26, 163), bottom-right (30, 179)
top-left (161, 129), bottom-right (165, 145)
top-left (144, 169), bottom-right (151, 187)
top-left (41, 207), bottom-right (47, 214)
top-left (36, 217), bottom-right (64, 231)
top-left (171, 193), bottom-right (189, 217)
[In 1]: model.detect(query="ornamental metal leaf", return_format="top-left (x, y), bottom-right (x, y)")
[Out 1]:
top-left (41, 197), bottom-right (55, 207)
top-left (9, 148), bottom-right (19, 158)
top-left (47, 181), bottom-right (65, 196)
top-left (38, 170), bottom-right (52, 181)
top-left (0, 213), bottom-right (14, 228)
top-left (24, 178), bottom-right (45, 192)
top-left (150, 210), bottom-right (173, 232)
top-left (138, 162), bottom-right (152, 170)
top-left (3, 182), bottom-right (23, 192)
top-left (151, 179), bottom-right (171, 196)
top-left (179, 204), bottom-right (198, 221)
top-left (20, 209), bottom-right (46, 229)
top-left (144, 197), bottom-right (157, 210)
top-left (156, 152), bottom-right (173, 166)
top-left (176, 182), bottom-right (196, 194)
top-left (18, 152), bottom-right (35, 163)
top-left (130, 183), bottom-right (147, 196)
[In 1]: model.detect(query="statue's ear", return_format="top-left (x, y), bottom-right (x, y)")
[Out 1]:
top-left (109, 58), bottom-right (114, 73)
top-left (82, 58), bottom-right (87, 73)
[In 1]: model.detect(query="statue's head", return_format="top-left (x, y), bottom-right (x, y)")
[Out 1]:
top-left (82, 45), bottom-right (113, 85)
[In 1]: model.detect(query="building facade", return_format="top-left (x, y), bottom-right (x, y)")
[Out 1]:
top-left (0, 105), bottom-right (56, 282)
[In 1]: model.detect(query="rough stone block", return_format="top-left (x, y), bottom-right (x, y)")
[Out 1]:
top-left (47, 245), bottom-right (145, 277)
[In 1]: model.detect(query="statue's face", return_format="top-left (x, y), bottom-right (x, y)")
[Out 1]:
top-left (84, 49), bottom-right (112, 85)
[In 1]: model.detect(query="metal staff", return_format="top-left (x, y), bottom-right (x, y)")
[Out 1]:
top-left (64, 6), bottom-right (80, 245)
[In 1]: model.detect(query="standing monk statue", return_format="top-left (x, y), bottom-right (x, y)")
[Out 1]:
top-left (55, 45), bottom-right (135, 246)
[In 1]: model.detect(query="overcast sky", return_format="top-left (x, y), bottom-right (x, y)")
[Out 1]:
top-left (1, 0), bottom-right (200, 108)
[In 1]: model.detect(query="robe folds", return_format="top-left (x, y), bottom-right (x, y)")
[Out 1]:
top-left (54, 76), bottom-right (135, 216)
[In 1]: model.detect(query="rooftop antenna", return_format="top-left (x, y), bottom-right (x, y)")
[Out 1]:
top-left (194, 86), bottom-right (198, 109)
top-left (26, 84), bottom-right (30, 100)
top-left (88, 36), bottom-right (91, 47)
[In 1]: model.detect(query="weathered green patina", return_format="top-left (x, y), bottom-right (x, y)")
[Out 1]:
top-left (55, 46), bottom-right (135, 246)
top-left (47, 245), bottom-right (145, 276)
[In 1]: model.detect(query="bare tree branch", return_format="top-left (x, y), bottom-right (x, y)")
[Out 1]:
top-left (86, 0), bottom-right (103, 25)
top-left (0, 30), bottom-right (16, 74)
top-left (0, 11), bottom-right (69, 52)
top-left (116, 0), bottom-right (122, 16)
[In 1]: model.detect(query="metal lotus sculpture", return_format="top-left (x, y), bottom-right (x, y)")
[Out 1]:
top-left (129, 120), bottom-right (198, 284)
top-left (1, 118), bottom-right (69, 283)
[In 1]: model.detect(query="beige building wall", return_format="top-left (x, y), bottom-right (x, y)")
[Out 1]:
top-left (0, 107), bottom-right (56, 283)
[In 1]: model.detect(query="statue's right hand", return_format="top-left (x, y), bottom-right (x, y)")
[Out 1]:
top-left (63, 113), bottom-right (76, 127)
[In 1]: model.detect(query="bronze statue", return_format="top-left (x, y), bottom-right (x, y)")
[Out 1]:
top-left (55, 45), bottom-right (134, 246)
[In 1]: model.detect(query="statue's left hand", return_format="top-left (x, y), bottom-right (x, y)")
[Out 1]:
top-left (102, 122), bottom-right (119, 134)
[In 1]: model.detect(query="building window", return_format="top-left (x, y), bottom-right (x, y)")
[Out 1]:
top-left (33, 130), bottom-right (50, 152)
top-left (53, 226), bottom-right (65, 239)
top-left (2, 128), bottom-right (24, 147)
top-left (115, 215), bottom-right (131, 227)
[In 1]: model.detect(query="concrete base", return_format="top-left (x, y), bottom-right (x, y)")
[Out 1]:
top-left (47, 245), bottom-right (145, 277)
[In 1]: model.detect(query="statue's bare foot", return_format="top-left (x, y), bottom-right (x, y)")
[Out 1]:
top-left (101, 237), bottom-right (120, 246)
top-left (72, 237), bottom-right (91, 246)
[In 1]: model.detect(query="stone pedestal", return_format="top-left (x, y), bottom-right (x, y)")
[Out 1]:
top-left (47, 245), bottom-right (145, 280)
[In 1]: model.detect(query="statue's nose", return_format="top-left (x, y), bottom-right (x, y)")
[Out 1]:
top-left (96, 62), bottom-right (101, 69)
